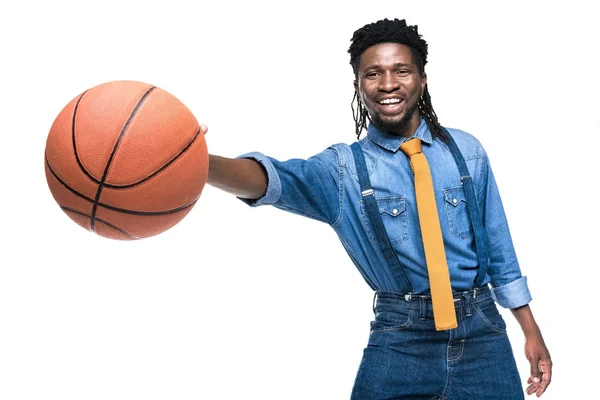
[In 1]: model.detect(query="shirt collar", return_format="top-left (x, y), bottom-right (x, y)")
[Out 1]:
top-left (366, 118), bottom-right (433, 152)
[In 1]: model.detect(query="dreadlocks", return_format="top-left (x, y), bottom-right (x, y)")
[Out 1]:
top-left (348, 18), bottom-right (446, 141)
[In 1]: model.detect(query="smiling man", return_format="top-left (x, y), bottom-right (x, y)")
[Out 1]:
top-left (354, 42), bottom-right (424, 136)
top-left (204, 18), bottom-right (552, 399)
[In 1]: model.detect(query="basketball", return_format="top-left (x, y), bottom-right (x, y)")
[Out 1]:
top-left (44, 80), bottom-right (208, 240)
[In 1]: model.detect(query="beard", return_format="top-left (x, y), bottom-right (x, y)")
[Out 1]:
top-left (369, 101), bottom-right (419, 137)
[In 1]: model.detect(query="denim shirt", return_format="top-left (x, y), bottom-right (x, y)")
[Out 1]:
top-left (238, 119), bottom-right (531, 309)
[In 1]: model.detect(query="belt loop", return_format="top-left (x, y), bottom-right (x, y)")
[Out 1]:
top-left (419, 296), bottom-right (427, 320)
top-left (372, 291), bottom-right (378, 314)
top-left (463, 291), bottom-right (473, 317)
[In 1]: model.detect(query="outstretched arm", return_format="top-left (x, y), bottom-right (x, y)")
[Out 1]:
top-left (510, 305), bottom-right (552, 397)
top-left (202, 126), bottom-right (267, 200)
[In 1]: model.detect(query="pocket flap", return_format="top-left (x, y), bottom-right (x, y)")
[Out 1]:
top-left (377, 197), bottom-right (406, 217)
top-left (443, 187), bottom-right (467, 207)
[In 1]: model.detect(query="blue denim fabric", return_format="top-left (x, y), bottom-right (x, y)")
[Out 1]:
top-left (351, 286), bottom-right (524, 400)
top-left (237, 119), bottom-right (531, 309)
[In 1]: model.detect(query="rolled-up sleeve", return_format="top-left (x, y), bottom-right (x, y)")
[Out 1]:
top-left (236, 151), bottom-right (282, 207)
top-left (491, 276), bottom-right (532, 309)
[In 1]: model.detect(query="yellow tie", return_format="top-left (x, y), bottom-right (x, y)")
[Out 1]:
top-left (400, 138), bottom-right (457, 331)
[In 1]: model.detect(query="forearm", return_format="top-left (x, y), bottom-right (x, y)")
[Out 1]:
top-left (510, 304), bottom-right (542, 338)
top-left (207, 154), bottom-right (268, 199)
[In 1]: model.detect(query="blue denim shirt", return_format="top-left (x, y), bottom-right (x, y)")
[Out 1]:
top-left (238, 119), bottom-right (531, 309)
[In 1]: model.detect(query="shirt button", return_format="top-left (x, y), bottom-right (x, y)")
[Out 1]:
top-left (452, 198), bottom-right (458, 205)
top-left (392, 209), bottom-right (399, 215)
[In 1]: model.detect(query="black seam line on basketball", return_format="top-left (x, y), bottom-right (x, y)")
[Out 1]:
top-left (46, 156), bottom-right (96, 203)
top-left (90, 86), bottom-right (156, 232)
top-left (46, 156), bottom-right (199, 215)
top-left (100, 198), bottom-right (198, 216)
top-left (61, 206), bottom-right (140, 239)
top-left (102, 126), bottom-right (201, 189)
top-left (71, 90), bottom-right (102, 185)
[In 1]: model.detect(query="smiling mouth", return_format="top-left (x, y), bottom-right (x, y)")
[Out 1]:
top-left (376, 98), bottom-right (404, 113)
top-left (378, 98), bottom-right (403, 105)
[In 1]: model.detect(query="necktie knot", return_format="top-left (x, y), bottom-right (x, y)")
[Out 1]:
top-left (400, 138), bottom-right (423, 157)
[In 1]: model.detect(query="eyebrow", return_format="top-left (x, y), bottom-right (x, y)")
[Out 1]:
top-left (364, 62), bottom-right (414, 71)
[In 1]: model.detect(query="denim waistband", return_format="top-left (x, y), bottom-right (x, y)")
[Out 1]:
top-left (373, 285), bottom-right (493, 311)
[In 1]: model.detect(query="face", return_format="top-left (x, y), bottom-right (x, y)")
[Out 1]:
top-left (354, 43), bottom-right (427, 137)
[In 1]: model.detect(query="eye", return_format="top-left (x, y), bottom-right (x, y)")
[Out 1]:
top-left (366, 71), bottom-right (380, 78)
top-left (397, 69), bottom-right (410, 76)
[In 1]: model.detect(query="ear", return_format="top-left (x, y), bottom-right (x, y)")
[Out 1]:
top-left (353, 80), bottom-right (359, 93)
top-left (420, 73), bottom-right (427, 96)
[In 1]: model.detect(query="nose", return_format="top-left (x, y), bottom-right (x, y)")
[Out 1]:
top-left (378, 71), bottom-right (400, 92)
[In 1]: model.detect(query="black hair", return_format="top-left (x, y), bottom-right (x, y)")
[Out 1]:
top-left (348, 18), bottom-right (446, 141)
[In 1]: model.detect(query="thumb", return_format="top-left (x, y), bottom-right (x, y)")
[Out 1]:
top-left (530, 363), bottom-right (540, 383)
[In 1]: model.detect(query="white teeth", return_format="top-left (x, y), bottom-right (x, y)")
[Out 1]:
top-left (379, 98), bottom-right (401, 105)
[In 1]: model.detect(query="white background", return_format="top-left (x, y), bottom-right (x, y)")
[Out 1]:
top-left (1, 0), bottom-right (598, 399)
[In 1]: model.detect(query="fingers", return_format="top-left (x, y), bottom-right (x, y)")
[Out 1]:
top-left (535, 361), bottom-right (552, 397)
top-left (200, 124), bottom-right (208, 135)
top-left (526, 360), bottom-right (552, 397)
top-left (526, 378), bottom-right (540, 396)
top-left (527, 363), bottom-right (541, 394)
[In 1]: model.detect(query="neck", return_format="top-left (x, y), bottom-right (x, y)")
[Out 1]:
top-left (397, 114), bottom-right (422, 138)
top-left (373, 112), bottom-right (422, 138)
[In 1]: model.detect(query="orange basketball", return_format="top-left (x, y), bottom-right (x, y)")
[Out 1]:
top-left (44, 80), bottom-right (208, 240)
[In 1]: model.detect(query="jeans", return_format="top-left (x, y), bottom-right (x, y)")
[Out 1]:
top-left (350, 286), bottom-right (524, 400)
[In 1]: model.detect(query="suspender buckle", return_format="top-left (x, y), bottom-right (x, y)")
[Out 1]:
top-left (473, 287), bottom-right (479, 298)
top-left (404, 293), bottom-right (412, 302)
top-left (361, 189), bottom-right (374, 197)
top-left (461, 175), bottom-right (471, 183)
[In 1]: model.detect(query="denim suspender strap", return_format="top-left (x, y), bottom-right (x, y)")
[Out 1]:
top-left (443, 128), bottom-right (491, 287)
top-left (350, 142), bottom-right (413, 294)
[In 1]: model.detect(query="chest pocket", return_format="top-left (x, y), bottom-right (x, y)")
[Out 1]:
top-left (360, 196), bottom-right (409, 246)
top-left (443, 187), bottom-right (473, 239)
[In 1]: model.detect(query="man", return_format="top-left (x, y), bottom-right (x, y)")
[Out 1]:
top-left (204, 18), bottom-right (551, 399)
